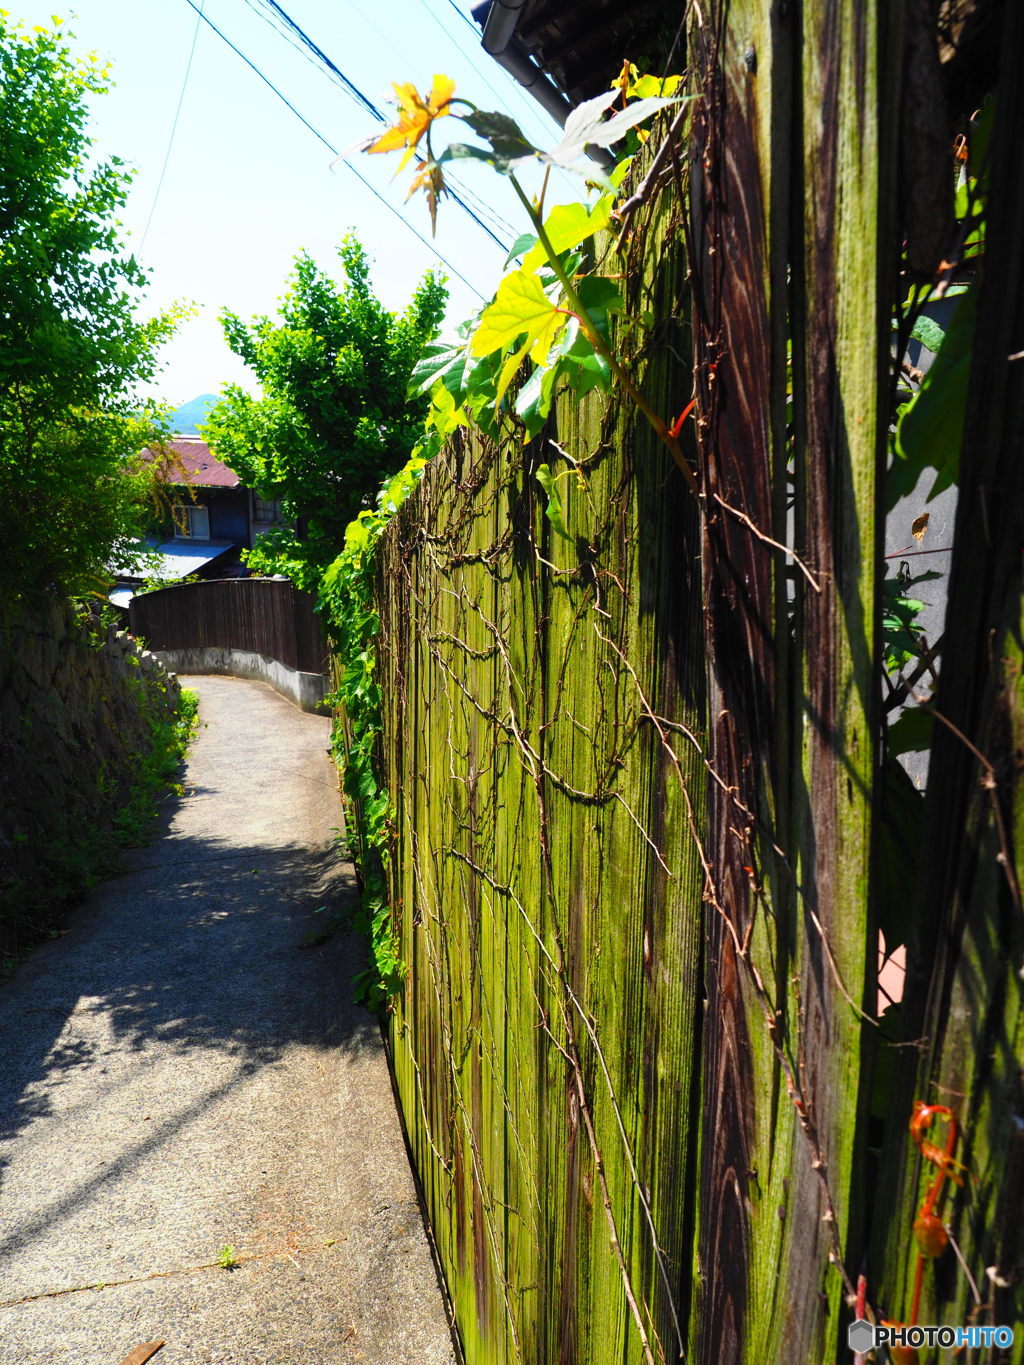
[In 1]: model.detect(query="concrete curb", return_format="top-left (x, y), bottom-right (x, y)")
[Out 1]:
top-left (154, 647), bottom-right (330, 714)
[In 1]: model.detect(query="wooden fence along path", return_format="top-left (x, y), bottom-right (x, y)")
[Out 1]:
top-left (378, 192), bottom-right (702, 1362)
top-left (362, 5), bottom-right (1024, 1364)
top-left (129, 578), bottom-right (328, 676)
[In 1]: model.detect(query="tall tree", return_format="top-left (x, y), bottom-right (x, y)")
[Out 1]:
top-left (203, 237), bottom-right (447, 590)
top-left (0, 16), bottom-right (177, 599)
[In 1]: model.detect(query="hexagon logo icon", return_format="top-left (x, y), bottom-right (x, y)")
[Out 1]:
top-left (847, 1319), bottom-right (876, 1353)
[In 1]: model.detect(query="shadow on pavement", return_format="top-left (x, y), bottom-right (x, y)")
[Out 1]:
top-left (0, 821), bottom-right (365, 1216)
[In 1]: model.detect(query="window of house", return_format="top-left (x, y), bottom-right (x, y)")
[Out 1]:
top-left (253, 495), bottom-right (286, 525)
top-left (174, 503), bottom-right (210, 539)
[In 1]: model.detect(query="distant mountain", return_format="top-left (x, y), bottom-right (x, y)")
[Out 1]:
top-left (168, 393), bottom-right (219, 435)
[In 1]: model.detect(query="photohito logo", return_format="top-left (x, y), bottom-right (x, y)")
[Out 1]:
top-left (848, 1320), bottom-right (1015, 1354)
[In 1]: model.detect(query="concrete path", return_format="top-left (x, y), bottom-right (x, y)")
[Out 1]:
top-left (0, 675), bottom-right (455, 1365)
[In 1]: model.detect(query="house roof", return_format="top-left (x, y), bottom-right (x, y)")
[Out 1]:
top-left (146, 438), bottom-right (242, 489)
top-left (109, 540), bottom-right (237, 606)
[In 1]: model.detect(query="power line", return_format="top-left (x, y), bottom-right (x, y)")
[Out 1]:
top-left (340, 0), bottom-right (559, 210)
top-left (443, 0), bottom-right (482, 38)
top-left (416, 0), bottom-right (553, 142)
top-left (140, 0), bottom-right (205, 257)
top-left (177, 0), bottom-right (490, 297)
top-left (241, 0), bottom-right (517, 249)
top-left (260, 0), bottom-right (382, 124)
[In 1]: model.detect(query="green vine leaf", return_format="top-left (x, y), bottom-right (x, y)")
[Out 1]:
top-left (506, 232), bottom-right (538, 265)
top-left (443, 109), bottom-right (538, 173)
top-left (515, 363), bottom-right (560, 438)
top-left (892, 288), bottom-right (976, 509)
top-left (909, 315), bottom-right (945, 354)
top-left (522, 198), bottom-right (613, 271)
top-left (471, 269), bottom-right (569, 406)
top-left (535, 462), bottom-right (572, 543)
top-left (408, 338), bottom-right (466, 397)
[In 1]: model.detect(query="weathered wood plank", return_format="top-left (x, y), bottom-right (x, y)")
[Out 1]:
top-left (688, 1), bottom-right (896, 1357)
top-left (380, 130), bottom-right (706, 1364)
top-left (876, 7), bottom-right (1024, 1334)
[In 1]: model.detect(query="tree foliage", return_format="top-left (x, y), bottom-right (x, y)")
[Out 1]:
top-left (202, 237), bottom-right (447, 589)
top-left (0, 16), bottom-right (178, 598)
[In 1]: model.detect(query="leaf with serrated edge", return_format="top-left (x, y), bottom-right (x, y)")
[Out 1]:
top-left (545, 90), bottom-right (682, 166)
top-left (408, 340), bottom-right (465, 397)
top-left (470, 269), bottom-right (568, 372)
top-left (910, 315), bottom-right (945, 353)
top-left (522, 199), bottom-right (612, 271)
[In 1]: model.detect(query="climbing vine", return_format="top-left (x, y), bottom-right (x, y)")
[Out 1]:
top-left (326, 71), bottom-right (687, 1007)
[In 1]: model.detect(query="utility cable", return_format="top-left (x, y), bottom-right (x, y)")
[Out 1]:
top-left (177, 0), bottom-right (490, 297)
top-left (242, 0), bottom-right (516, 249)
top-left (443, 0), bottom-right (481, 36)
top-left (140, 0), bottom-right (205, 258)
top-left (260, 0), bottom-right (382, 124)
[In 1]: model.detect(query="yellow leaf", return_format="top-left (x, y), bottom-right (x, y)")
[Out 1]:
top-left (494, 340), bottom-right (530, 409)
top-left (406, 160), bottom-right (446, 234)
top-left (911, 512), bottom-right (929, 540)
top-left (366, 75), bottom-right (456, 172)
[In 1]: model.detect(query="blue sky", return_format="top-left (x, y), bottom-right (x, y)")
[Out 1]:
top-left (7, 0), bottom-right (569, 406)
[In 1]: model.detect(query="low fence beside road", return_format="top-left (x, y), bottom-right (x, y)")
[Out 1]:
top-left (129, 578), bottom-right (330, 712)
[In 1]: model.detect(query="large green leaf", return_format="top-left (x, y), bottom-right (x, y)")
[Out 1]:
top-left (535, 462), bottom-right (572, 543)
top-left (892, 288), bottom-right (976, 508)
top-left (408, 338), bottom-right (466, 397)
top-left (471, 268), bottom-right (569, 407)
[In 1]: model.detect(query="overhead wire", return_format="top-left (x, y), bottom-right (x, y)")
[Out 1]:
top-left (177, 0), bottom-right (491, 297)
top-left (260, 0), bottom-right (382, 123)
top-left (443, 0), bottom-right (482, 38)
top-left (337, 0), bottom-right (565, 218)
top-left (140, 0), bottom-right (205, 257)
top-left (414, 0), bottom-right (556, 144)
top-left (432, 0), bottom-right (579, 198)
top-left (243, 0), bottom-right (518, 249)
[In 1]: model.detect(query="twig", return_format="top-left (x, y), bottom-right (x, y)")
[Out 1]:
top-left (613, 104), bottom-right (691, 250)
top-left (712, 492), bottom-right (822, 592)
top-left (910, 689), bottom-right (1024, 923)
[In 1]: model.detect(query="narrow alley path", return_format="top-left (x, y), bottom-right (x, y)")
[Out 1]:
top-left (0, 675), bottom-right (455, 1365)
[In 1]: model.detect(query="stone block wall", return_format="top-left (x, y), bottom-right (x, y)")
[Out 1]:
top-left (0, 598), bottom-right (181, 929)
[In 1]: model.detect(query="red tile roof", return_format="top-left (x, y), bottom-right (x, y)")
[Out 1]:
top-left (145, 439), bottom-right (241, 489)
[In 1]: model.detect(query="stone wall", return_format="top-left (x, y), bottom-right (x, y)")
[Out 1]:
top-left (0, 598), bottom-right (181, 930)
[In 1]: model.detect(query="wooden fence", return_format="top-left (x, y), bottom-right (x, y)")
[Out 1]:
top-left (129, 578), bottom-right (328, 676)
top-left (377, 166), bottom-right (703, 1365)
top-left (362, 6), bottom-right (1024, 1362)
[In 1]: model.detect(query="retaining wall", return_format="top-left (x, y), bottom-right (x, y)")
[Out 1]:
top-left (0, 599), bottom-right (180, 926)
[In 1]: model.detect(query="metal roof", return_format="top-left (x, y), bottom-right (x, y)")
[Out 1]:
top-left (146, 439), bottom-right (242, 489)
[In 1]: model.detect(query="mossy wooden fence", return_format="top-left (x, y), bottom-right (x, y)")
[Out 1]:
top-left (358, 5), bottom-right (1024, 1361)
top-left (377, 168), bottom-right (703, 1364)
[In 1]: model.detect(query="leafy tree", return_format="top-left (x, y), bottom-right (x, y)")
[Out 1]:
top-left (203, 237), bottom-right (447, 590)
top-left (0, 16), bottom-right (178, 599)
